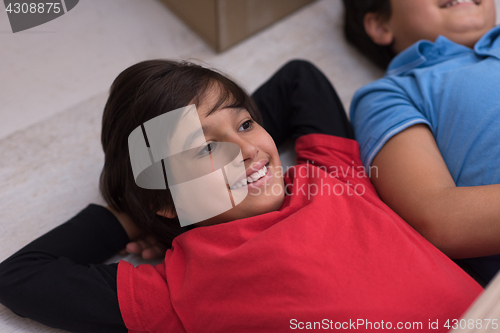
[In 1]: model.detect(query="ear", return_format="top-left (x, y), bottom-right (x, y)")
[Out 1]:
top-left (157, 206), bottom-right (177, 219)
top-left (363, 12), bottom-right (394, 46)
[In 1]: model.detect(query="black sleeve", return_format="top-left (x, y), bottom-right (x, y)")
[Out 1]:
top-left (0, 204), bottom-right (129, 333)
top-left (251, 59), bottom-right (354, 147)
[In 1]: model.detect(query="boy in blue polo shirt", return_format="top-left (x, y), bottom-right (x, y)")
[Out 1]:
top-left (343, 0), bottom-right (500, 284)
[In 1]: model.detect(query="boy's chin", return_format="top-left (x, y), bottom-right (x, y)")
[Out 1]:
top-left (246, 190), bottom-right (286, 217)
top-left (448, 27), bottom-right (494, 47)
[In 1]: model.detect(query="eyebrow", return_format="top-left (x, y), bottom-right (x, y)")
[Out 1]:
top-left (206, 105), bottom-right (246, 117)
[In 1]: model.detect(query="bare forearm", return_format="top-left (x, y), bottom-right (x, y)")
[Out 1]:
top-left (372, 124), bottom-right (500, 259)
top-left (398, 184), bottom-right (500, 259)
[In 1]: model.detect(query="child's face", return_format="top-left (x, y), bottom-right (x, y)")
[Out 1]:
top-left (190, 90), bottom-right (285, 227)
top-left (380, 0), bottom-right (496, 53)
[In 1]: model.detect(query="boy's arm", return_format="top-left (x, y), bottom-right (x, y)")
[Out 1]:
top-left (0, 204), bottom-right (129, 333)
top-left (372, 124), bottom-right (500, 259)
top-left (111, 206), bottom-right (167, 260)
top-left (252, 60), bottom-right (353, 146)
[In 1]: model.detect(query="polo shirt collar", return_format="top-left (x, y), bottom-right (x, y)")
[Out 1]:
top-left (387, 25), bottom-right (500, 77)
top-left (474, 25), bottom-right (500, 59)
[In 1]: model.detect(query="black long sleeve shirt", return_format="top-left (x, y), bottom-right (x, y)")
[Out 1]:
top-left (0, 205), bottom-right (128, 332)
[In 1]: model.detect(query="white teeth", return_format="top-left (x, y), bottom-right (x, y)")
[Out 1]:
top-left (444, 0), bottom-right (476, 8)
top-left (230, 164), bottom-right (268, 189)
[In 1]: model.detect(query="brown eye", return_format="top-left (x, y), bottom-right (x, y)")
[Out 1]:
top-left (238, 120), bottom-right (253, 132)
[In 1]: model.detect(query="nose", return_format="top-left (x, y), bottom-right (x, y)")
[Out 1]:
top-left (232, 135), bottom-right (259, 163)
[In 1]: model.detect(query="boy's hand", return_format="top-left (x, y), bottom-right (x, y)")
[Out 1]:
top-left (120, 235), bottom-right (167, 260)
top-left (105, 205), bottom-right (167, 260)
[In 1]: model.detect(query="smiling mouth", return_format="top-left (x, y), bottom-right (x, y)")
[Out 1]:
top-left (440, 0), bottom-right (480, 8)
top-left (230, 163), bottom-right (269, 190)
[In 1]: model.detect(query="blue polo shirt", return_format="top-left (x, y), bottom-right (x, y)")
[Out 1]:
top-left (350, 26), bottom-right (500, 283)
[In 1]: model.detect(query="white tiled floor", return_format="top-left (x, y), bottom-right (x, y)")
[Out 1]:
top-left (0, 0), bottom-right (208, 139)
top-left (0, 1), bottom-right (499, 332)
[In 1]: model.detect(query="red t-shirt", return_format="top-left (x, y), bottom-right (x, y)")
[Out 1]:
top-left (117, 134), bottom-right (481, 333)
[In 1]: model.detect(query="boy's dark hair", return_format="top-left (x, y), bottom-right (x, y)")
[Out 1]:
top-left (100, 60), bottom-right (262, 247)
top-left (343, 0), bottom-right (395, 69)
